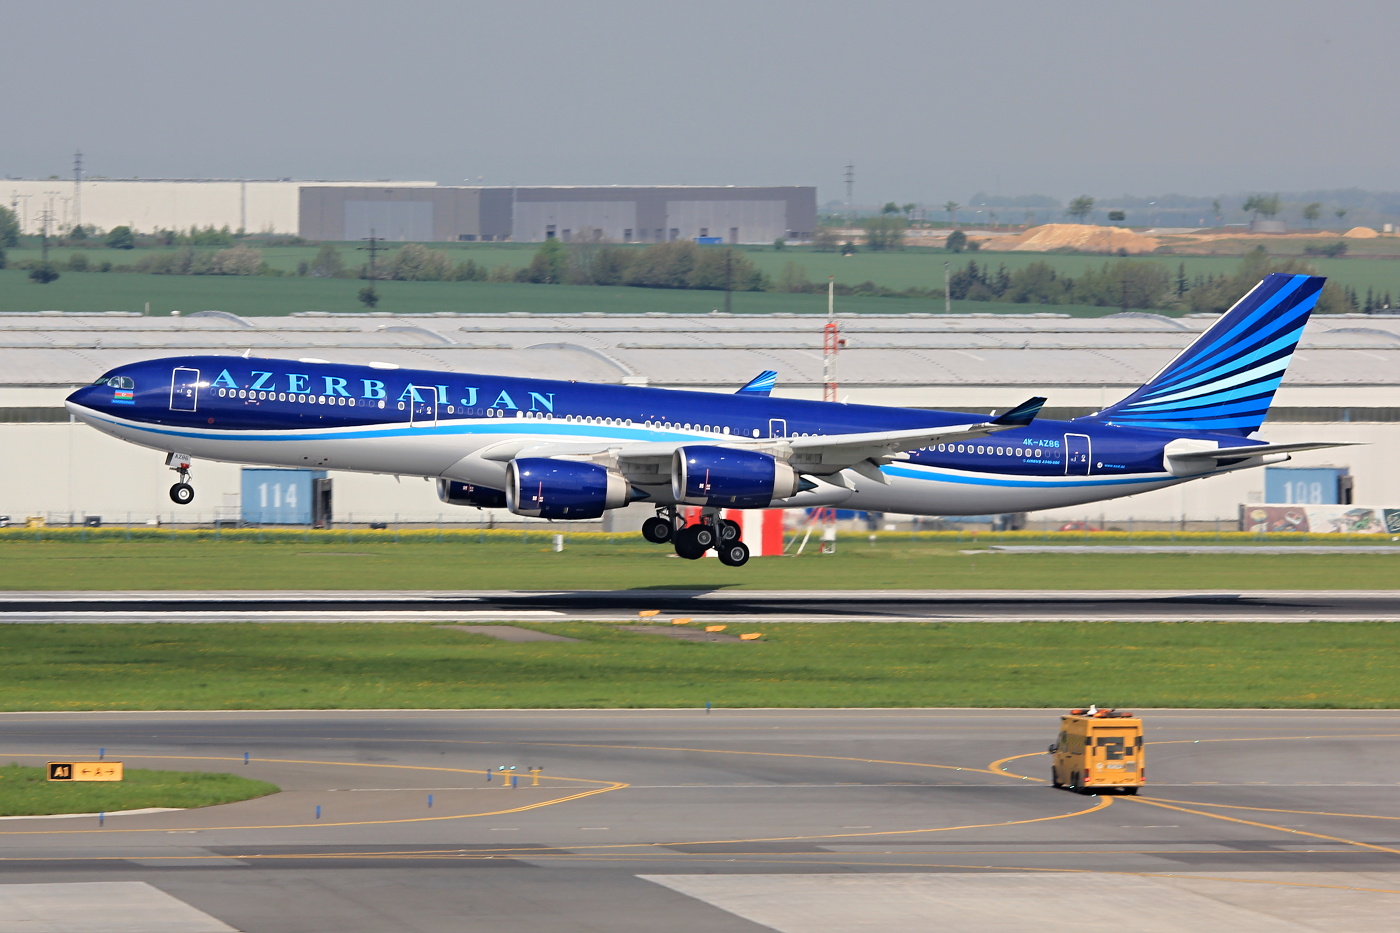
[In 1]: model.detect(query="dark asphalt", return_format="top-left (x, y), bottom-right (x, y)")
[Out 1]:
top-left (3, 588), bottom-right (1400, 621)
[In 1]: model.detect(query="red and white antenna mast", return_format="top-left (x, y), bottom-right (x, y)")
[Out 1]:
top-left (822, 275), bottom-right (841, 402)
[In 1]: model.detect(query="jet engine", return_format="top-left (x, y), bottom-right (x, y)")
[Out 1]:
top-left (506, 458), bottom-right (632, 520)
top-left (671, 446), bottom-right (800, 508)
top-left (436, 479), bottom-right (508, 509)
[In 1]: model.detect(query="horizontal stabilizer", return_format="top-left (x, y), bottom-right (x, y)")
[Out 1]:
top-left (1168, 440), bottom-right (1362, 462)
top-left (736, 371), bottom-right (778, 396)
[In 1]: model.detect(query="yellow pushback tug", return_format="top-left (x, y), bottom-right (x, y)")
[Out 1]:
top-left (1048, 706), bottom-right (1144, 794)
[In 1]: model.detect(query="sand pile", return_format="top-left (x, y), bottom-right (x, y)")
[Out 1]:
top-left (1343, 226), bottom-right (1379, 238)
top-left (979, 223), bottom-right (1160, 254)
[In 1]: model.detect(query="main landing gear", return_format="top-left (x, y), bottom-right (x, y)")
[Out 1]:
top-left (166, 452), bottom-right (195, 505)
top-left (642, 507), bottom-right (749, 567)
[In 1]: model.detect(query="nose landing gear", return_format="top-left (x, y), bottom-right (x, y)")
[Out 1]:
top-left (165, 452), bottom-right (195, 505)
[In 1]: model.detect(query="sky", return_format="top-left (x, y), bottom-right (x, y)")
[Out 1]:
top-left (3, 0), bottom-right (1396, 206)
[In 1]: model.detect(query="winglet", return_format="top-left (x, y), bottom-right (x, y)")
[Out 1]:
top-left (736, 371), bottom-right (778, 396)
top-left (991, 396), bottom-right (1046, 427)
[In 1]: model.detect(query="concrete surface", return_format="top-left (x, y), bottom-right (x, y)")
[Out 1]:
top-left (1, 709), bottom-right (1398, 932)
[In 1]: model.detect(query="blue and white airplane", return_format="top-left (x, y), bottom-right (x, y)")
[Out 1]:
top-left (66, 273), bottom-right (1348, 566)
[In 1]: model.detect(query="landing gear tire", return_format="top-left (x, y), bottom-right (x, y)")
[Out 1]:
top-left (673, 526), bottom-right (707, 560)
top-left (642, 516), bottom-right (674, 544)
top-left (719, 519), bottom-right (741, 543)
top-left (691, 524), bottom-right (716, 549)
top-left (169, 482), bottom-right (194, 505)
top-left (1051, 768), bottom-right (1062, 789)
top-left (716, 540), bottom-right (750, 567)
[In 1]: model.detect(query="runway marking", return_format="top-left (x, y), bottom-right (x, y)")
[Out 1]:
top-left (1124, 797), bottom-right (1400, 857)
top-left (0, 798), bottom-right (1114, 864)
top-left (983, 747), bottom-right (1400, 858)
top-left (347, 736), bottom-right (1021, 779)
top-left (1143, 796), bottom-right (1400, 822)
top-left (0, 754), bottom-right (626, 836)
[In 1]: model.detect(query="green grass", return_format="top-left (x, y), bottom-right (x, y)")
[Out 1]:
top-left (0, 532), bottom-right (1395, 591)
top-left (0, 763), bottom-right (279, 816)
top-left (1, 269), bottom-right (1116, 317)
top-left (8, 245), bottom-right (1398, 316)
top-left (0, 620), bottom-right (1395, 711)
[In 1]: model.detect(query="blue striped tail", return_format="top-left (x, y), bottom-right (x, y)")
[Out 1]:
top-left (1085, 273), bottom-right (1324, 436)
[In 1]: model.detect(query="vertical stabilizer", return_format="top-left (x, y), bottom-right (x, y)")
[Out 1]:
top-left (1087, 273), bottom-right (1324, 436)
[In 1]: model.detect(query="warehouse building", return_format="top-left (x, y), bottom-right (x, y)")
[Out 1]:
top-left (297, 185), bottom-right (817, 244)
top-left (0, 309), bottom-right (1393, 529)
top-left (5, 178), bottom-right (817, 244)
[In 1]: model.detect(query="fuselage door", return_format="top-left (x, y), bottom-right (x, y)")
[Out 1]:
top-left (769, 418), bottom-right (787, 438)
top-left (1064, 433), bottom-right (1091, 475)
top-left (409, 385), bottom-right (438, 428)
top-left (169, 367), bottom-right (201, 412)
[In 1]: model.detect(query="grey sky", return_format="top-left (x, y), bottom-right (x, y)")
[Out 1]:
top-left (4, 0), bottom-right (1394, 205)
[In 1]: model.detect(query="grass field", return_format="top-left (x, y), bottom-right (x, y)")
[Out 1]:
top-left (0, 620), bottom-right (1395, 711)
top-left (0, 762), bottom-right (279, 816)
top-left (0, 533), bottom-right (1395, 591)
top-left (0, 268), bottom-right (1121, 317)
top-left (6, 243), bottom-right (1399, 316)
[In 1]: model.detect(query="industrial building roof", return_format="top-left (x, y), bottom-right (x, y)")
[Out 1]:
top-left (1, 310), bottom-right (1398, 393)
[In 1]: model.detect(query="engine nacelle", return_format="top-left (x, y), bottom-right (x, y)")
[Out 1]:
top-left (436, 479), bottom-right (508, 509)
top-left (671, 446), bottom-right (799, 508)
top-left (506, 458), bottom-right (631, 520)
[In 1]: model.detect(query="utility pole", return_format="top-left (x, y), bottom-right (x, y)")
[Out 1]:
top-left (844, 163), bottom-right (855, 222)
top-left (823, 276), bottom-right (842, 402)
top-left (944, 262), bottom-right (951, 314)
top-left (359, 229), bottom-right (385, 280)
top-left (72, 151), bottom-right (83, 231)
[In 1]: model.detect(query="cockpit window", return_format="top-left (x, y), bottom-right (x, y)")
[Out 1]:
top-left (100, 376), bottom-right (135, 389)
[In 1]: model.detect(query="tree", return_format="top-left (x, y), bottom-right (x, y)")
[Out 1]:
top-left (69, 225), bottom-right (88, 242)
top-left (357, 284), bottom-right (379, 308)
top-left (521, 237), bottom-right (570, 284)
top-left (943, 201), bottom-right (961, 226)
top-left (945, 230), bottom-right (969, 253)
top-left (812, 228), bottom-right (841, 252)
top-left (1107, 210), bottom-right (1126, 224)
top-left (105, 225), bottom-right (135, 249)
top-left (28, 261), bottom-right (60, 284)
top-left (1303, 202), bottom-right (1322, 228)
top-left (310, 244), bottom-right (345, 278)
top-left (1211, 199), bottom-right (1222, 225)
top-left (1244, 194), bottom-right (1280, 222)
top-left (1335, 207), bottom-right (1349, 223)
top-left (1067, 195), bottom-right (1095, 223)
top-left (0, 205), bottom-right (20, 247)
top-left (211, 245), bottom-right (262, 275)
top-left (881, 202), bottom-right (900, 215)
top-left (902, 203), bottom-right (917, 222)
top-left (862, 215), bottom-right (907, 251)
top-left (386, 243), bottom-right (453, 281)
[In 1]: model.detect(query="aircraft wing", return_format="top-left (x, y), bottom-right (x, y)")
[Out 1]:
top-left (782, 397), bottom-right (1045, 479)
top-left (481, 397), bottom-right (1046, 486)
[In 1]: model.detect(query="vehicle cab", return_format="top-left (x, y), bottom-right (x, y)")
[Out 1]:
top-left (1048, 706), bottom-right (1143, 794)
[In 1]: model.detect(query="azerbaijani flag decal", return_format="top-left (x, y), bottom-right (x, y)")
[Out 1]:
top-left (113, 388), bottom-right (135, 404)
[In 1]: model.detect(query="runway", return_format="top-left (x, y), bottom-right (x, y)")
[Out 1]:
top-left (4, 589), bottom-right (1400, 622)
top-left (2, 709), bottom-right (1399, 932)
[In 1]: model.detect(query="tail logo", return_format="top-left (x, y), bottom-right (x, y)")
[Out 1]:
top-left (1091, 273), bottom-right (1324, 435)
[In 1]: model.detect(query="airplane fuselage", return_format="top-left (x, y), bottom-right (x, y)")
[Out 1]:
top-left (66, 355), bottom-right (1267, 516)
